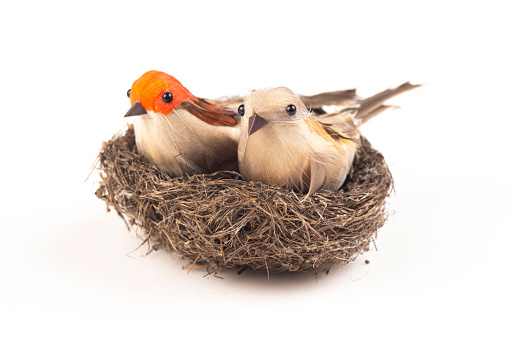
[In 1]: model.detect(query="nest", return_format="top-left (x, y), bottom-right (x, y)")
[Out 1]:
top-left (95, 126), bottom-right (393, 273)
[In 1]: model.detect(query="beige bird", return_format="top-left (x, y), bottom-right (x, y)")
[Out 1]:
top-left (238, 83), bottom-right (418, 195)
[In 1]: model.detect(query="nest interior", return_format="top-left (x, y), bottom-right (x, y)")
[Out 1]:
top-left (95, 127), bottom-right (393, 273)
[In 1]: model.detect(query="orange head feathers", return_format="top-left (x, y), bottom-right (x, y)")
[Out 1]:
top-left (125, 70), bottom-right (237, 126)
top-left (128, 70), bottom-right (195, 115)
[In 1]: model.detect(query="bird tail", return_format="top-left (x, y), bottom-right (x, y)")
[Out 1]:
top-left (316, 82), bottom-right (420, 126)
top-left (354, 82), bottom-right (420, 125)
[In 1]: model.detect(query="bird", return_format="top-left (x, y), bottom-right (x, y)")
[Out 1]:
top-left (237, 83), bottom-right (419, 195)
top-left (125, 70), bottom-right (363, 177)
top-left (125, 70), bottom-right (240, 176)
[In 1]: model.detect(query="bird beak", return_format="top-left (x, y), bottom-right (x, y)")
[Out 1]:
top-left (248, 114), bottom-right (269, 136)
top-left (125, 102), bottom-right (147, 117)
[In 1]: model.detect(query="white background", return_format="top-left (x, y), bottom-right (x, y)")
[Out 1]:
top-left (1, 1), bottom-right (508, 338)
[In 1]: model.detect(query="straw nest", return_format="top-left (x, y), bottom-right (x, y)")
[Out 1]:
top-left (95, 126), bottom-right (393, 273)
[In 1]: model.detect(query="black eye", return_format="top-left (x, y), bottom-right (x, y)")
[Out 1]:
top-left (286, 104), bottom-right (297, 115)
top-left (162, 92), bottom-right (173, 103)
top-left (238, 104), bottom-right (245, 116)
top-left (127, 89), bottom-right (131, 98)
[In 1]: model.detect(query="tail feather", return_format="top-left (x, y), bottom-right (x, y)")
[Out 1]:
top-left (315, 82), bottom-right (420, 128)
top-left (355, 82), bottom-right (420, 123)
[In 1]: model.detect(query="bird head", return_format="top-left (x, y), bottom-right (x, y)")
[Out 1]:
top-left (125, 70), bottom-right (236, 126)
top-left (239, 87), bottom-right (310, 136)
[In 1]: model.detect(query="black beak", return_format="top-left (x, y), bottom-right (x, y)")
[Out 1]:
top-left (248, 114), bottom-right (269, 136)
top-left (125, 102), bottom-right (147, 117)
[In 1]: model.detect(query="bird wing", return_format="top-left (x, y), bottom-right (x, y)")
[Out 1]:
top-left (305, 118), bottom-right (357, 153)
top-left (299, 89), bottom-right (358, 109)
top-left (304, 118), bottom-right (359, 196)
top-left (179, 98), bottom-right (238, 126)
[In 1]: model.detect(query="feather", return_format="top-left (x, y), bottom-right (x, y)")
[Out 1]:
top-left (356, 82), bottom-right (420, 123)
top-left (299, 89), bottom-right (358, 108)
top-left (305, 118), bottom-right (357, 153)
top-left (179, 98), bottom-right (238, 126)
top-left (315, 82), bottom-right (420, 128)
top-left (308, 157), bottom-right (327, 196)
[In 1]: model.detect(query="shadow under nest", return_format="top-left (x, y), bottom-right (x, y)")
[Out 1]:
top-left (95, 127), bottom-right (393, 273)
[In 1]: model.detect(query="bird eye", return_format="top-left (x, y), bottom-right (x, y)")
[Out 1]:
top-left (286, 104), bottom-right (297, 115)
top-left (127, 89), bottom-right (131, 98)
top-left (238, 104), bottom-right (245, 116)
top-left (162, 92), bottom-right (173, 103)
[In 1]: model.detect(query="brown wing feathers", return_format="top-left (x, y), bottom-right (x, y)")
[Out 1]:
top-left (299, 89), bottom-right (358, 108)
top-left (180, 98), bottom-right (238, 126)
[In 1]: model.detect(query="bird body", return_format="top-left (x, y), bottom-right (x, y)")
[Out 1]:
top-left (240, 116), bottom-right (358, 194)
top-left (238, 83), bottom-right (418, 195)
top-left (131, 106), bottom-right (240, 176)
